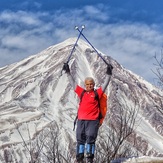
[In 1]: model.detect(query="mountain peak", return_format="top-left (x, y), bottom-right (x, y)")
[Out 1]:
top-left (0, 38), bottom-right (163, 162)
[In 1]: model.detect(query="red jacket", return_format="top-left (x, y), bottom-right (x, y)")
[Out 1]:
top-left (75, 85), bottom-right (103, 120)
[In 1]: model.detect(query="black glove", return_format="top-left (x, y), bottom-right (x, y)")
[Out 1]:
top-left (63, 62), bottom-right (70, 73)
top-left (106, 64), bottom-right (113, 75)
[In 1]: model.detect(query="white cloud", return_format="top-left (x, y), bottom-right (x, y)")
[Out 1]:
top-left (83, 5), bottom-right (109, 21)
top-left (0, 5), bottom-right (163, 83)
top-left (0, 10), bottom-right (42, 26)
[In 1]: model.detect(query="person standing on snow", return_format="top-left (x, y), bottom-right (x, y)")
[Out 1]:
top-left (63, 63), bottom-right (113, 163)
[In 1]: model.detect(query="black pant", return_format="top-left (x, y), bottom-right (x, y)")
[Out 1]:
top-left (76, 119), bottom-right (99, 144)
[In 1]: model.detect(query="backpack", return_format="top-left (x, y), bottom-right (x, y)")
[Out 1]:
top-left (98, 93), bottom-right (107, 125)
top-left (73, 90), bottom-right (107, 130)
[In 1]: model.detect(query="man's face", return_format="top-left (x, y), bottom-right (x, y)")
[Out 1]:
top-left (85, 79), bottom-right (95, 92)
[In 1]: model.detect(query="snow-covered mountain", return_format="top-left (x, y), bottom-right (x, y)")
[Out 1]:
top-left (0, 38), bottom-right (163, 162)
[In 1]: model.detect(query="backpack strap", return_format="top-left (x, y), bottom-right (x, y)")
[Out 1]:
top-left (80, 90), bottom-right (86, 103)
top-left (73, 116), bottom-right (78, 131)
top-left (94, 89), bottom-right (99, 101)
top-left (73, 90), bottom-right (86, 131)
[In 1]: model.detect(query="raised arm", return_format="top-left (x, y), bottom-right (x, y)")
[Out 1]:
top-left (67, 72), bottom-right (76, 90)
top-left (62, 63), bottom-right (76, 90)
top-left (101, 64), bottom-right (113, 92)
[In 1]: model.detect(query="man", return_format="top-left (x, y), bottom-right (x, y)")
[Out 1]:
top-left (63, 63), bottom-right (113, 163)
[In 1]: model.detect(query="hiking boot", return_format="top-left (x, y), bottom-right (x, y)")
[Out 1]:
top-left (77, 160), bottom-right (84, 163)
top-left (86, 153), bottom-right (94, 163)
top-left (86, 157), bottom-right (93, 163)
top-left (76, 157), bottom-right (84, 163)
top-left (76, 153), bottom-right (84, 163)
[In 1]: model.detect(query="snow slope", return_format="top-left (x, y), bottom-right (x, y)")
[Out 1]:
top-left (0, 38), bottom-right (163, 162)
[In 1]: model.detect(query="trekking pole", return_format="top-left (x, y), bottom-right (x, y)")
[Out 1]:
top-left (66, 25), bottom-right (85, 64)
top-left (76, 27), bottom-right (109, 66)
top-left (61, 25), bottom-right (85, 76)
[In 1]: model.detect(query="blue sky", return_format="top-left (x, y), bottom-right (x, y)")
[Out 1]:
top-left (0, 0), bottom-right (163, 84)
